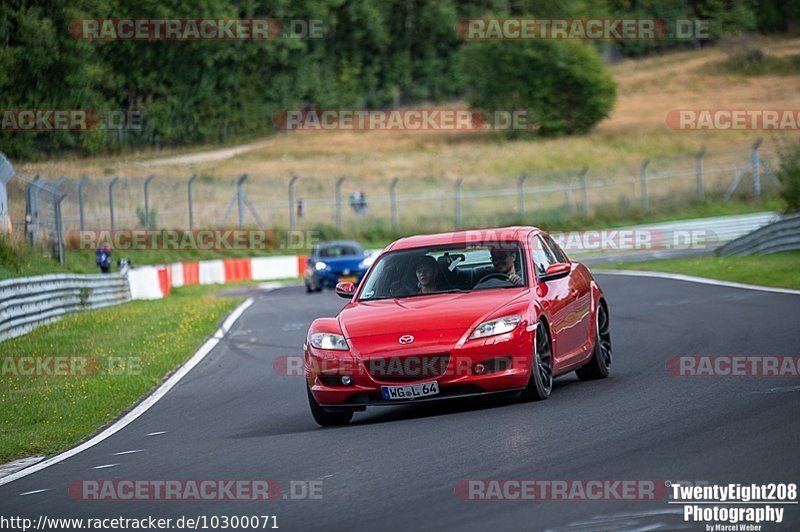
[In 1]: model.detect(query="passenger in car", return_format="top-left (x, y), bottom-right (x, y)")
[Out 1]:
top-left (414, 255), bottom-right (439, 294)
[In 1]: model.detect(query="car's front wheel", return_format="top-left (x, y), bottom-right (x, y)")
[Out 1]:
top-left (307, 386), bottom-right (354, 426)
top-left (524, 321), bottom-right (552, 401)
top-left (576, 301), bottom-right (611, 381)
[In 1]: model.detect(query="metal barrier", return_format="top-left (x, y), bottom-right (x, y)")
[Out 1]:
top-left (718, 215), bottom-right (800, 256)
top-left (0, 273), bottom-right (131, 342)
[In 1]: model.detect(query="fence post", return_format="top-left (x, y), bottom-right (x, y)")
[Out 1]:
top-left (752, 138), bottom-right (762, 199)
top-left (335, 176), bottom-right (346, 230)
top-left (579, 166), bottom-right (589, 216)
top-left (695, 149), bottom-right (705, 200)
top-left (77, 176), bottom-right (88, 230)
top-left (143, 175), bottom-right (155, 228)
top-left (108, 176), bottom-right (119, 231)
top-left (288, 175), bottom-right (299, 230)
top-left (517, 173), bottom-right (527, 218)
top-left (640, 160), bottom-right (650, 211)
top-left (236, 174), bottom-right (248, 229)
top-left (389, 177), bottom-right (399, 230)
top-left (55, 194), bottom-right (66, 265)
top-left (455, 177), bottom-right (463, 229)
top-left (187, 174), bottom-right (197, 229)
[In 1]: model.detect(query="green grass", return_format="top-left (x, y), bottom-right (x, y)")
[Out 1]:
top-left (0, 284), bottom-right (246, 462)
top-left (598, 251), bottom-right (800, 290)
top-left (712, 50), bottom-right (800, 76)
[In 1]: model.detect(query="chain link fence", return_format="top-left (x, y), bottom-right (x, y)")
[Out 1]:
top-left (1, 139), bottom-right (784, 256)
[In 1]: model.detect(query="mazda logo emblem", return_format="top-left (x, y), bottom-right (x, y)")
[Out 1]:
top-left (398, 335), bottom-right (414, 345)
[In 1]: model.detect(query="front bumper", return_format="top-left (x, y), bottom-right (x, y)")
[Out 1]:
top-left (310, 269), bottom-right (367, 289)
top-left (306, 327), bottom-right (533, 407)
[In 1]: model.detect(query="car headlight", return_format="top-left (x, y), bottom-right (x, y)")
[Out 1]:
top-left (309, 332), bottom-right (349, 350)
top-left (315, 261), bottom-right (327, 271)
top-left (359, 254), bottom-right (376, 269)
top-left (469, 315), bottom-right (522, 340)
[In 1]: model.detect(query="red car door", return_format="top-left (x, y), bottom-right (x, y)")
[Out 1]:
top-left (543, 234), bottom-right (593, 357)
top-left (529, 234), bottom-right (582, 365)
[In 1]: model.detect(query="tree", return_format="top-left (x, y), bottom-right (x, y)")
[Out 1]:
top-left (459, 39), bottom-right (616, 136)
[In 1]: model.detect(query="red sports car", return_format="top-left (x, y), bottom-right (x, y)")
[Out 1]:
top-left (304, 227), bottom-right (612, 426)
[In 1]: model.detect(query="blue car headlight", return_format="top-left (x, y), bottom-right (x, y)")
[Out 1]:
top-left (315, 261), bottom-right (327, 271)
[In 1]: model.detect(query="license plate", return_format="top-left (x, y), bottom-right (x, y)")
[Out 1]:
top-left (339, 276), bottom-right (357, 283)
top-left (381, 381), bottom-right (439, 400)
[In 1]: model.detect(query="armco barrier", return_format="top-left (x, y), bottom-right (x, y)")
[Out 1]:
top-left (0, 273), bottom-right (131, 342)
top-left (719, 215), bottom-right (800, 256)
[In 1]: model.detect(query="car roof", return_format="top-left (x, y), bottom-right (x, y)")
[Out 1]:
top-left (315, 240), bottom-right (363, 249)
top-left (384, 226), bottom-right (542, 252)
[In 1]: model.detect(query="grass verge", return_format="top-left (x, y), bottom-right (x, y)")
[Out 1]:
top-left (597, 251), bottom-right (800, 290)
top-left (0, 283), bottom-right (247, 463)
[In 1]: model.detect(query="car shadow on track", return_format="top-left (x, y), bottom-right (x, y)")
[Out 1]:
top-left (229, 377), bottom-right (590, 439)
top-left (353, 376), bottom-right (586, 426)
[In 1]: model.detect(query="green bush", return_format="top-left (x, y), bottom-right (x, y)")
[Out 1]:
top-left (458, 39), bottom-right (616, 137)
top-left (777, 140), bottom-right (800, 213)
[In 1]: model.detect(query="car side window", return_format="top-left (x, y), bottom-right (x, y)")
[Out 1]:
top-left (543, 234), bottom-right (570, 263)
top-left (530, 235), bottom-right (558, 277)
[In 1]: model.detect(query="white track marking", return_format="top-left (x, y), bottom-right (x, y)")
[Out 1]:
top-left (146, 431), bottom-right (166, 436)
top-left (19, 489), bottom-right (51, 496)
top-left (111, 449), bottom-right (144, 456)
top-left (92, 464), bottom-right (119, 470)
top-left (596, 270), bottom-right (800, 296)
top-left (0, 298), bottom-right (254, 487)
top-left (0, 456), bottom-right (44, 480)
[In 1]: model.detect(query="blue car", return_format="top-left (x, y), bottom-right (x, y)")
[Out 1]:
top-left (304, 241), bottom-right (374, 293)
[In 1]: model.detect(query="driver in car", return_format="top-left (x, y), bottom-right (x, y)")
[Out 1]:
top-left (489, 247), bottom-right (524, 286)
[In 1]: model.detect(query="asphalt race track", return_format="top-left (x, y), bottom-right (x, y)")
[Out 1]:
top-left (1, 274), bottom-right (799, 531)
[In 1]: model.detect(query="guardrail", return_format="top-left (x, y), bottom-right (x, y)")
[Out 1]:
top-left (0, 274), bottom-right (131, 342)
top-left (719, 215), bottom-right (800, 256)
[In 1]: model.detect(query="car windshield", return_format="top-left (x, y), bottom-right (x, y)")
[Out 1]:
top-left (318, 245), bottom-right (361, 258)
top-left (358, 242), bottom-right (527, 301)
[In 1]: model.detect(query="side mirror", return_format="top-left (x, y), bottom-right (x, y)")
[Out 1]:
top-left (539, 263), bottom-right (571, 282)
top-left (335, 281), bottom-right (356, 299)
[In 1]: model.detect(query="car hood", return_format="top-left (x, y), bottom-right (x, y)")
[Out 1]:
top-left (314, 256), bottom-right (365, 269)
top-left (339, 289), bottom-right (528, 339)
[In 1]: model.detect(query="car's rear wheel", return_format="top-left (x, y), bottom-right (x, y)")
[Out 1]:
top-left (524, 321), bottom-right (552, 401)
top-left (307, 385), bottom-right (354, 426)
top-left (576, 301), bottom-right (612, 381)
